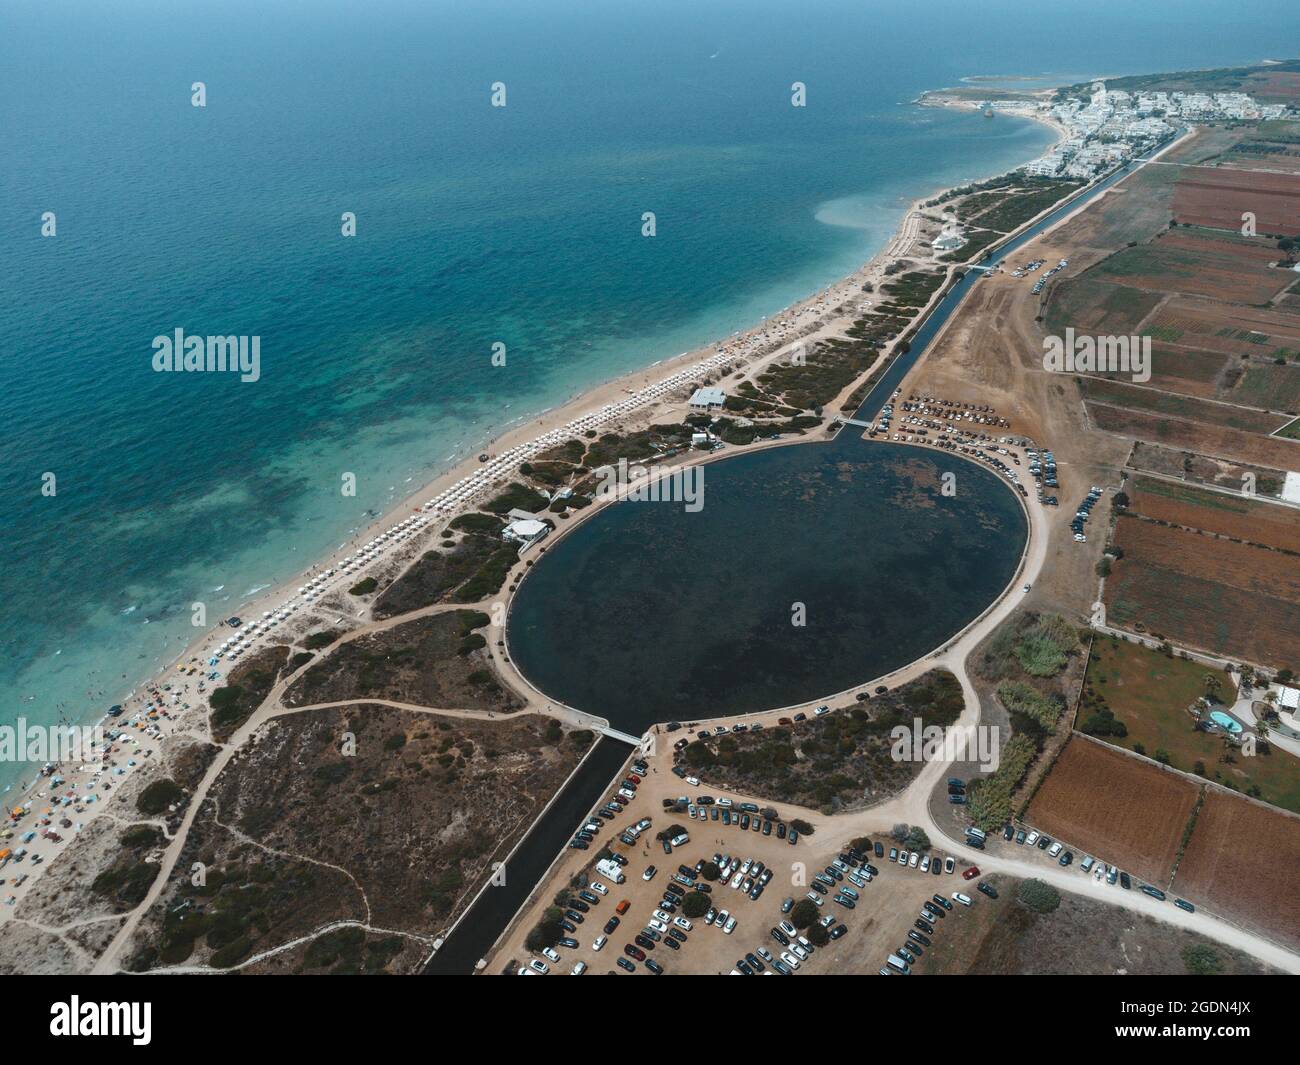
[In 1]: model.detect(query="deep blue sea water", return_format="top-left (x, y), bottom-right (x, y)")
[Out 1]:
top-left (2, 0), bottom-right (1296, 789)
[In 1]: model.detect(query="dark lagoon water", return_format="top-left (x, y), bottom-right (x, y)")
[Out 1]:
top-left (507, 439), bottom-right (1026, 730)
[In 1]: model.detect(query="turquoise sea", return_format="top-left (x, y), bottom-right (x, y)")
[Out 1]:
top-left (2, 0), bottom-right (1296, 790)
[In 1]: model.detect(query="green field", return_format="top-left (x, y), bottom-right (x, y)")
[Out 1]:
top-left (1080, 638), bottom-right (1300, 813)
top-left (1278, 416), bottom-right (1300, 440)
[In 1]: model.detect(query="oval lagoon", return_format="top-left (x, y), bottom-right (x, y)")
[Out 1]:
top-left (507, 439), bottom-right (1026, 732)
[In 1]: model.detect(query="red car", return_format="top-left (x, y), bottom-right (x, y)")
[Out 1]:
top-left (623, 944), bottom-right (646, 961)
top-left (962, 866), bottom-right (981, 881)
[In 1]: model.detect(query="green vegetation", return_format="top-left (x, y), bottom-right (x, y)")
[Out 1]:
top-left (525, 906), bottom-right (565, 952)
top-left (967, 734), bottom-right (1038, 831)
top-left (484, 482), bottom-right (550, 515)
top-left (348, 576), bottom-right (378, 596)
top-left (682, 892), bottom-right (710, 918)
top-left (303, 629), bottom-right (344, 650)
top-left (678, 672), bottom-right (963, 812)
top-left (1181, 942), bottom-right (1223, 975)
top-left (1013, 615), bottom-right (1078, 677)
top-left (301, 926), bottom-right (404, 974)
top-left (137, 778), bottom-right (184, 815)
top-left (996, 682), bottom-right (1065, 732)
top-left (1016, 878), bottom-right (1061, 914)
top-left (790, 898), bottom-right (820, 929)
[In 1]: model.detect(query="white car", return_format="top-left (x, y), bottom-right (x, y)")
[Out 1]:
top-left (686, 776), bottom-right (700, 787)
top-left (589, 881), bottom-right (608, 896)
top-left (897, 850), bottom-right (909, 864)
top-left (648, 919), bottom-right (669, 933)
top-left (653, 909), bottom-right (672, 922)
top-left (806, 891), bottom-right (823, 906)
top-left (717, 798), bottom-right (733, 807)
top-left (908, 852), bottom-right (920, 868)
top-left (1025, 831), bottom-right (1040, 846)
top-left (789, 942), bottom-right (808, 960)
top-left (953, 892), bottom-right (972, 906)
top-left (781, 951), bottom-right (802, 970)
top-left (541, 947), bottom-right (560, 963)
top-left (723, 915), bottom-right (737, 935)
top-left (920, 855), bottom-right (931, 872)
top-left (716, 909), bottom-right (730, 929)
top-left (570, 961), bottom-right (587, 975)
top-left (731, 872), bottom-right (744, 889)
top-left (529, 959), bottom-right (549, 973)
top-left (592, 935), bottom-right (607, 952)
top-left (674, 916), bottom-right (693, 931)
top-left (779, 921), bottom-right (797, 938)
top-left (1048, 841), bottom-right (1063, 857)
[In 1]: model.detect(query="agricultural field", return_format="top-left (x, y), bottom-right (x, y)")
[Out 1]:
top-left (1105, 515), bottom-right (1300, 669)
top-left (1043, 275), bottom-right (1162, 337)
top-left (1144, 342), bottom-right (1233, 398)
top-left (1172, 166), bottom-right (1300, 236)
top-left (1127, 474), bottom-right (1300, 553)
top-left (1089, 229), bottom-right (1294, 305)
top-left (1080, 378), bottom-right (1290, 434)
top-left (1173, 791), bottom-right (1300, 950)
top-left (1079, 636), bottom-right (1300, 814)
top-left (1089, 402), bottom-right (1300, 470)
top-left (1146, 296), bottom-right (1300, 355)
top-left (1025, 736), bottom-right (1199, 884)
top-left (1127, 441), bottom-right (1289, 500)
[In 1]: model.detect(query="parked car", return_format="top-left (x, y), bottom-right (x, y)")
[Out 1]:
top-left (962, 866), bottom-right (980, 881)
top-left (977, 882), bottom-right (998, 899)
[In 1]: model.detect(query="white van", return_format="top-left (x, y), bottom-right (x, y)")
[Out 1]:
top-left (886, 953), bottom-right (911, 974)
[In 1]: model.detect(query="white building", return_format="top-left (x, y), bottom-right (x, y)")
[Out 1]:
top-left (689, 386), bottom-right (727, 411)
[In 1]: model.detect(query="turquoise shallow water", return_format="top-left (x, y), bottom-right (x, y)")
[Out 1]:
top-left (0, 0), bottom-right (1293, 790)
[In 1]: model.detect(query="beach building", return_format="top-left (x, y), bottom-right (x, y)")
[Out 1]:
top-left (502, 511), bottom-right (550, 550)
top-left (689, 386), bottom-right (727, 411)
top-left (932, 226), bottom-right (966, 253)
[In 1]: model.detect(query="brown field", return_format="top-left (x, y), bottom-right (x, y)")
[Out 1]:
top-left (1173, 166), bottom-right (1300, 237)
top-left (1027, 737), bottom-right (1199, 884)
top-left (1145, 343), bottom-right (1232, 398)
top-left (1147, 297), bottom-right (1300, 359)
top-left (1128, 474), bottom-right (1300, 553)
top-left (1173, 791), bottom-right (1300, 950)
top-left (1044, 276), bottom-right (1163, 336)
top-left (1128, 442), bottom-right (1290, 500)
top-left (1088, 401), bottom-right (1300, 469)
top-left (1091, 230), bottom-right (1294, 305)
top-left (1106, 515), bottom-right (1300, 667)
top-left (1080, 378), bottom-right (1289, 434)
top-left (1234, 361), bottom-right (1300, 411)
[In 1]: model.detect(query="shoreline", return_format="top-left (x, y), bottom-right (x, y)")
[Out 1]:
top-left (1, 96), bottom-right (1065, 921)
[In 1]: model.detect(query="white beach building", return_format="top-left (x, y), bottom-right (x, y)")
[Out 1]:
top-left (688, 386), bottom-right (727, 411)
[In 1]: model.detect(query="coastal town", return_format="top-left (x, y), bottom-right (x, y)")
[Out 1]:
top-left (4, 23), bottom-right (1300, 1026)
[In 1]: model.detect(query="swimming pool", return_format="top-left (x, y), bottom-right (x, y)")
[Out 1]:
top-left (1209, 710), bottom-right (1243, 735)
